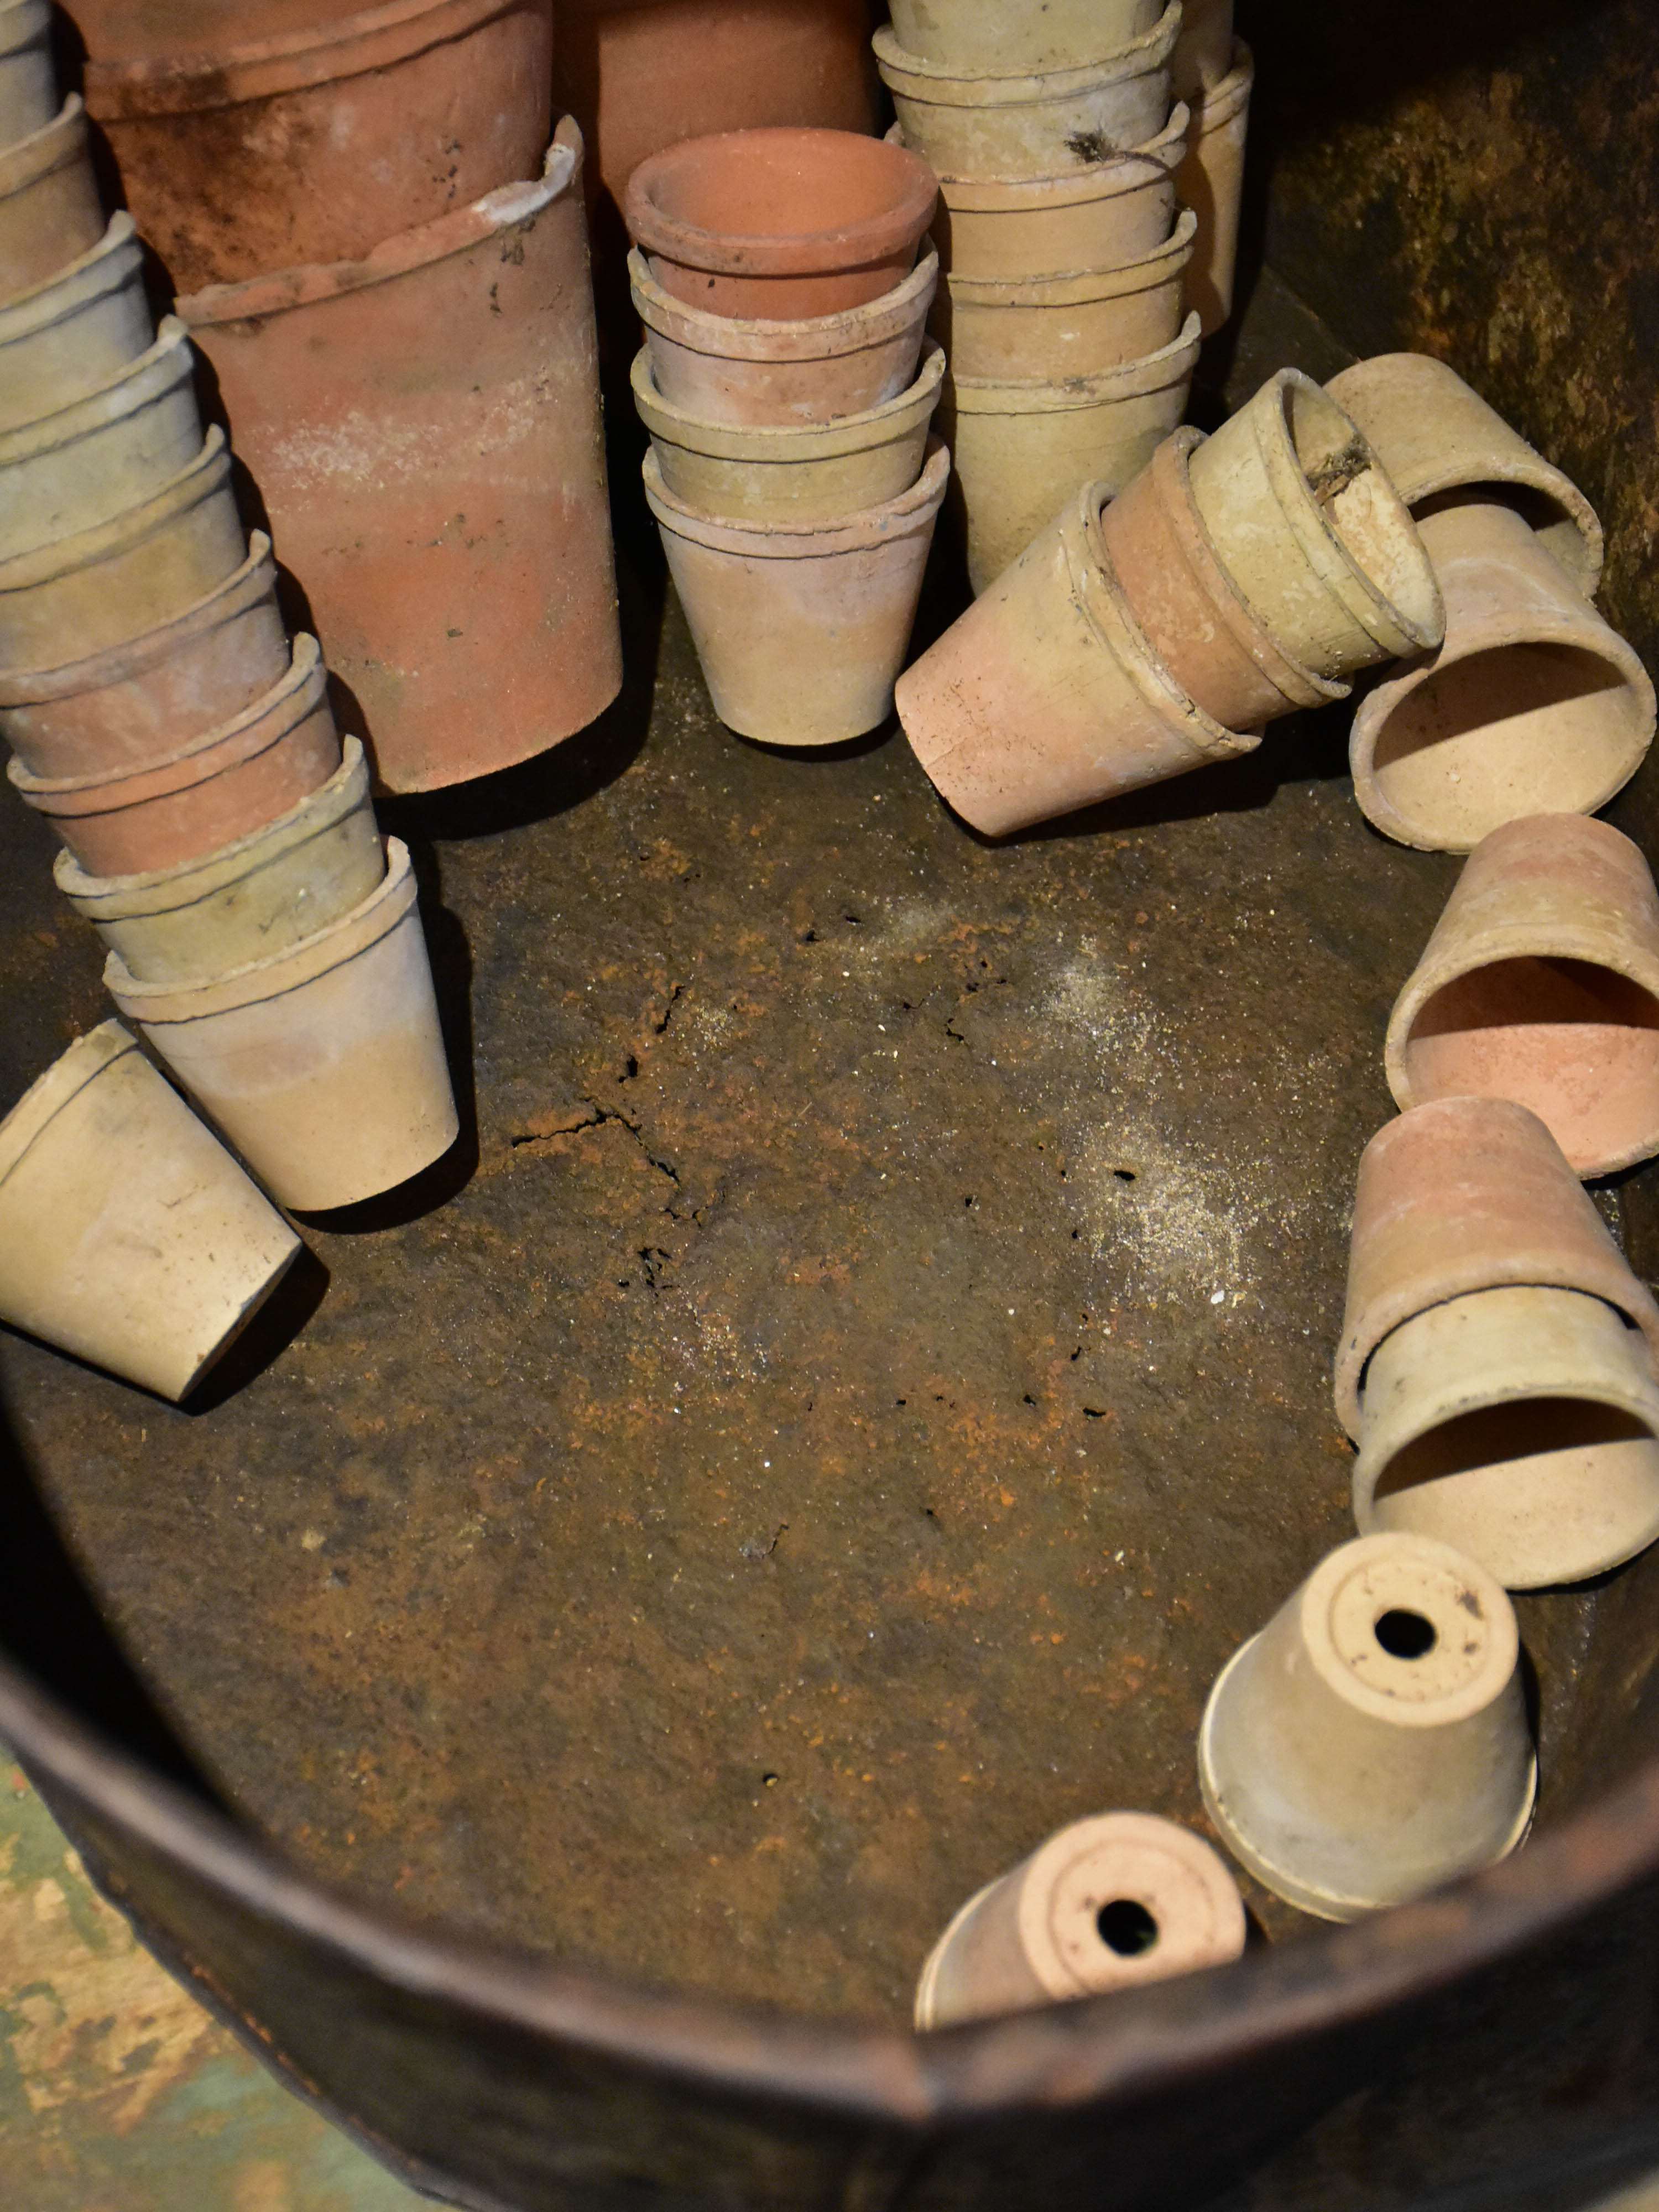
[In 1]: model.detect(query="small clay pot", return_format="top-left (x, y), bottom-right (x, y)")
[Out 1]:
top-left (0, 97), bottom-right (105, 298)
top-left (0, 0), bottom-right (56, 146)
top-left (1187, 367), bottom-right (1444, 680)
top-left (896, 476), bottom-right (1259, 838)
top-left (888, 107), bottom-right (1188, 280)
top-left (180, 127), bottom-right (621, 796)
top-left (643, 440), bottom-right (948, 747)
top-left (873, 3), bottom-right (1181, 184)
top-left (0, 1020), bottom-right (300, 1402)
top-left (1384, 813), bottom-right (1659, 1177)
top-left (915, 1814), bottom-right (1246, 2031)
top-left (0, 428), bottom-right (246, 670)
top-left (1171, 0), bottom-right (1233, 100)
top-left (0, 318), bottom-right (203, 561)
top-left (10, 634), bottom-right (341, 877)
top-left (82, 0), bottom-right (555, 293)
top-left (1349, 497), bottom-right (1652, 853)
top-left (886, 0), bottom-right (1162, 72)
top-left (1334, 1095), bottom-right (1659, 1442)
top-left (0, 216), bottom-right (152, 435)
top-left (1353, 1285), bottom-right (1659, 1590)
top-left (1327, 352), bottom-right (1604, 595)
top-left (1099, 427), bottom-right (1348, 731)
top-left (0, 535), bottom-right (287, 782)
top-left (107, 838), bottom-right (460, 1213)
top-left (56, 738), bottom-right (384, 985)
top-left (631, 243), bottom-right (937, 427)
top-left (945, 310), bottom-right (1201, 594)
top-left (1198, 1532), bottom-right (1535, 1921)
top-left (932, 208), bottom-right (1197, 380)
top-left (1175, 36), bottom-right (1251, 335)
top-left (624, 127), bottom-right (938, 320)
top-left (631, 340), bottom-right (944, 521)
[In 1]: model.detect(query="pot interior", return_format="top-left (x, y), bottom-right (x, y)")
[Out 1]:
top-left (639, 126), bottom-right (930, 258)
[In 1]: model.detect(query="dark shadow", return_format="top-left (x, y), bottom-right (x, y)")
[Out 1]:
top-left (184, 1246), bottom-right (331, 1415)
top-left (731, 724), bottom-right (897, 767)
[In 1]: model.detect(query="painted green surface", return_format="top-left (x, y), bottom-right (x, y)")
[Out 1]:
top-left (0, 1749), bottom-right (428, 2212)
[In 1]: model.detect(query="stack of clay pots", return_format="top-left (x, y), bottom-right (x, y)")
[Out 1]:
top-left (626, 126), bottom-right (951, 746)
top-left (873, 0), bottom-right (1251, 593)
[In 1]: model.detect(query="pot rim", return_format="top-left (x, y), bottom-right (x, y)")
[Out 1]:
top-left (643, 436), bottom-right (951, 555)
top-left (0, 212), bottom-right (142, 348)
top-left (624, 127), bottom-right (938, 284)
top-left (0, 1019), bottom-right (136, 1193)
top-left (906, 101), bottom-right (1189, 197)
top-left (950, 309), bottom-right (1201, 410)
top-left (0, 93), bottom-right (85, 198)
top-left (0, 425), bottom-right (231, 592)
top-left (0, 0), bottom-right (49, 54)
top-left (632, 339), bottom-right (945, 461)
top-left (0, 314), bottom-right (192, 467)
top-left (629, 242), bottom-right (938, 359)
top-left (873, 0), bottom-right (1178, 102)
top-left (945, 205), bottom-right (1197, 304)
top-left (1192, 36), bottom-right (1254, 130)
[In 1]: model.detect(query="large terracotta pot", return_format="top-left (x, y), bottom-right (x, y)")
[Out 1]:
top-left (63, 0), bottom-right (339, 63)
top-left (179, 125), bottom-right (622, 795)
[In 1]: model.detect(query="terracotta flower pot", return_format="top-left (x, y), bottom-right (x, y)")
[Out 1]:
top-left (624, 126), bottom-right (938, 320)
top-left (1174, 36), bottom-right (1251, 335)
top-left (643, 439), bottom-right (948, 747)
top-left (888, 107), bottom-right (1188, 280)
top-left (1383, 813), bottom-right (1659, 1178)
top-left (0, 1020), bottom-right (300, 1402)
top-left (915, 1813), bottom-right (1246, 2031)
top-left (1172, 0), bottom-right (1234, 100)
top-left (0, 215), bottom-right (152, 435)
top-left (0, 317), bottom-right (203, 561)
top-left (0, 427), bottom-right (245, 669)
top-left (931, 208), bottom-right (1197, 380)
top-left (1353, 1285), bottom-right (1659, 1590)
top-left (886, 0), bottom-right (1162, 74)
top-left (11, 633), bottom-right (341, 878)
top-left (0, 534), bottom-right (286, 782)
top-left (945, 310), bottom-right (1201, 594)
top-left (631, 339), bottom-right (944, 520)
top-left (179, 127), bottom-right (622, 796)
top-left (107, 839), bottom-right (459, 1213)
top-left (1334, 1095), bottom-right (1659, 1442)
top-left (1198, 1532), bottom-right (1535, 1921)
top-left (1099, 427), bottom-right (1348, 731)
top-left (1348, 497), bottom-right (1652, 853)
top-left (0, 97), bottom-right (105, 299)
top-left (82, 0), bottom-right (555, 293)
top-left (630, 242), bottom-right (937, 427)
top-left (872, 2), bottom-right (1181, 183)
top-left (1327, 352), bottom-right (1604, 596)
top-left (0, 0), bottom-right (56, 145)
top-left (1187, 367), bottom-right (1444, 680)
top-left (56, 737), bottom-right (384, 985)
top-left (896, 476), bottom-right (1259, 837)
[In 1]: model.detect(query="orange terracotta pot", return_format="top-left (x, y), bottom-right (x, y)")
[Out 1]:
top-left (179, 126), bottom-right (622, 796)
top-left (83, 0), bottom-right (555, 292)
top-left (64, 0), bottom-right (340, 63)
top-left (8, 633), bottom-right (341, 877)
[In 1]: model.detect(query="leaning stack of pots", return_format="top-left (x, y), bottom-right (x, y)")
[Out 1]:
top-left (873, 0), bottom-right (1251, 593)
top-left (624, 126), bottom-right (950, 747)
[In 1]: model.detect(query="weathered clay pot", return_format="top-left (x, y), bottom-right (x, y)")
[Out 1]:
top-left (887, 0), bottom-right (1162, 74)
top-left (932, 208), bottom-right (1197, 380)
top-left (1175, 38), bottom-right (1251, 336)
top-left (0, 427), bottom-right (245, 669)
top-left (888, 107), bottom-right (1188, 279)
top-left (1171, 0), bottom-right (1233, 99)
top-left (1349, 497), bottom-right (1652, 853)
top-left (179, 128), bottom-right (622, 796)
top-left (56, 737), bottom-right (384, 985)
top-left (66, 0), bottom-right (343, 61)
top-left (873, 3), bottom-right (1180, 184)
top-left (0, 534), bottom-right (287, 782)
top-left (0, 0), bottom-right (56, 147)
top-left (1353, 1285), bottom-right (1659, 1591)
top-left (1099, 427), bottom-right (1348, 731)
top-left (643, 439), bottom-right (948, 747)
top-left (624, 126), bottom-right (938, 320)
top-left (1187, 367), bottom-right (1444, 680)
top-left (915, 1814), bottom-right (1246, 2031)
top-left (1384, 813), bottom-right (1659, 1178)
top-left (0, 215), bottom-right (152, 434)
top-left (631, 242), bottom-right (937, 426)
top-left (10, 634), bottom-right (341, 877)
top-left (1327, 352), bottom-right (1604, 595)
top-left (0, 97), bottom-right (105, 298)
top-left (82, 0), bottom-right (555, 293)
top-left (1199, 1532), bottom-right (1535, 1921)
top-left (0, 1020), bottom-right (300, 1402)
top-left (896, 476), bottom-right (1259, 837)
top-left (107, 838), bottom-right (459, 1213)
top-left (0, 317), bottom-right (202, 561)
top-left (1334, 1094), bottom-right (1659, 1442)
top-left (632, 340), bottom-right (943, 521)
top-left (945, 310), bottom-right (1201, 594)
